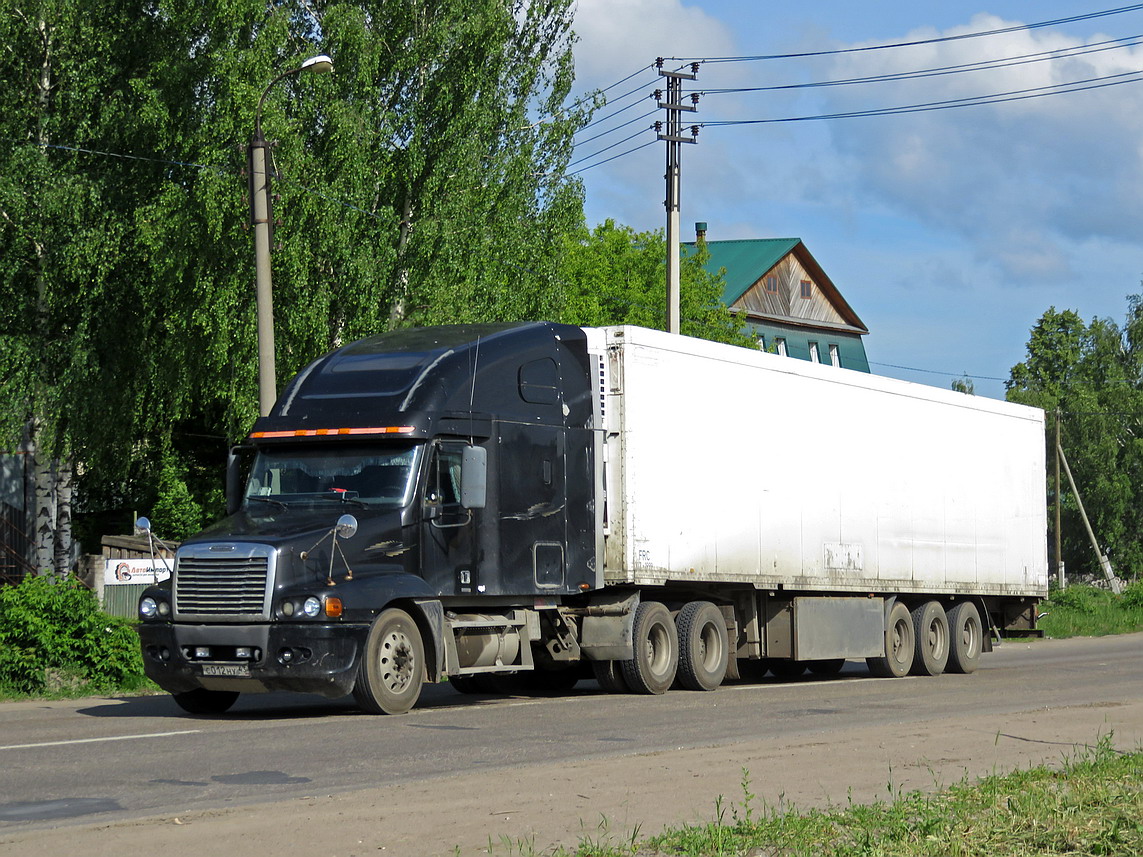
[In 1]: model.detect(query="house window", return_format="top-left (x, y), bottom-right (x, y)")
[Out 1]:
top-left (775, 337), bottom-right (787, 357)
top-left (800, 280), bottom-right (813, 299)
top-left (829, 344), bottom-right (840, 367)
top-left (809, 341), bottom-right (820, 363)
top-left (764, 276), bottom-right (779, 294)
top-left (756, 334), bottom-right (766, 350)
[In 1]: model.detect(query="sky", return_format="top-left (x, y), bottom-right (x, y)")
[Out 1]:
top-left (567, 2), bottom-right (1143, 398)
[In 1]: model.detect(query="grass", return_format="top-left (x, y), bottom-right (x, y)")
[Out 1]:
top-left (485, 736), bottom-right (1143, 856)
top-left (1038, 581), bottom-right (1143, 638)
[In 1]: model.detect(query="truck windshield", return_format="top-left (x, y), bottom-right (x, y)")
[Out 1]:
top-left (244, 443), bottom-right (423, 510)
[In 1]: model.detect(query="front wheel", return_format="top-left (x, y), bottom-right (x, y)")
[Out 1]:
top-left (172, 688), bottom-right (239, 715)
top-left (353, 608), bottom-right (425, 715)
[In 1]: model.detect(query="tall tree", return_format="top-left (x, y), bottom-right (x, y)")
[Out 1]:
top-left (0, 0), bottom-right (589, 550)
top-left (555, 219), bottom-right (751, 346)
top-left (1007, 301), bottom-right (1143, 582)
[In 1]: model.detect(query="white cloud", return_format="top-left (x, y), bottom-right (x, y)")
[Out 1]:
top-left (814, 14), bottom-right (1143, 283)
top-left (570, 0), bottom-right (741, 229)
top-left (572, 0), bottom-right (734, 91)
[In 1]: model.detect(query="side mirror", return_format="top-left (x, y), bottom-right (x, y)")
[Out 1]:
top-left (460, 446), bottom-right (487, 510)
top-left (134, 516), bottom-right (152, 536)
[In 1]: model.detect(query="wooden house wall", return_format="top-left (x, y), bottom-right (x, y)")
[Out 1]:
top-left (734, 255), bottom-right (849, 327)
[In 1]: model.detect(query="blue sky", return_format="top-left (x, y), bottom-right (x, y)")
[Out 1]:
top-left (568, 2), bottom-right (1143, 398)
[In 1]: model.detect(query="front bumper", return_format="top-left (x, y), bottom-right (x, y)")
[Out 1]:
top-left (138, 621), bottom-right (369, 698)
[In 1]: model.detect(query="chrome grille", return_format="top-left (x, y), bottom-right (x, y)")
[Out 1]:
top-left (174, 544), bottom-right (276, 621)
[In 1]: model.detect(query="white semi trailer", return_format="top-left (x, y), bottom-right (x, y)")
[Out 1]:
top-left (138, 323), bottom-right (1048, 714)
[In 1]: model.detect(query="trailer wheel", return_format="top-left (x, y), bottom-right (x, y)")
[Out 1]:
top-left (911, 601), bottom-right (950, 676)
top-left (621, 601), bottom-right (678, 694)
top-left (946, 601), bottom-right (983, 674)
top-left (736, 658), bottom-right (772, 682)
top-left (867, 601), bottom-right (914, 678)
top-left (172, 688), bottom-right (239, 715)
top-left (591, 659), bottom-right (630, 693)
top-left (676, 601), bottom-right (729, 691)
top-left (807, 659), bottom-right (846, 677)
top-left (769, 659), bottom-right (808, 680)
top-left (352, 608), bottom-right (424, 715)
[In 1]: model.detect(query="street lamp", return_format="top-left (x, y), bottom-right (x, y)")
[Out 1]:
top-left (249, 54), bottom-right (333, 417)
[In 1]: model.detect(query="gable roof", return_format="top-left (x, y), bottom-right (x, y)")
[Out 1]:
top-left (691, 238), bottom-right (868, 335)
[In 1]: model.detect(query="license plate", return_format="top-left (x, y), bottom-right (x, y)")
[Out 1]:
top-left (200, 664), bottom-right (251, 678)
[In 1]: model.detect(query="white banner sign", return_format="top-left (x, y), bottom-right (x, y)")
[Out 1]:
top-left (104, 558), bottom-right (171, 586)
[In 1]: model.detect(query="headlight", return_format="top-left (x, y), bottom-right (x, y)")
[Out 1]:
top-left (302, 596), bottom-right (322, 618)
top-left (158, 601), bottom-right (170, 617)
top-left (139, 597), bottom-right (158, 620)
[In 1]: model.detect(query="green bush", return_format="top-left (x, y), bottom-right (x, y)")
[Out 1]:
top-left (1123, 579), bottom-right (1143, 609)
top-left (0, 574), bottom-right (150, 697)
top-left (1040, 583), bottom-right (1143, 637)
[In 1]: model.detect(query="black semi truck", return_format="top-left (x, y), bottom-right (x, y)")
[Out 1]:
top-left (137, 323), bottom-right (1047, 715)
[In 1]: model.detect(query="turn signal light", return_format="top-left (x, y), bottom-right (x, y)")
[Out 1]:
top-left (324, 597), bottom-right (343, 618)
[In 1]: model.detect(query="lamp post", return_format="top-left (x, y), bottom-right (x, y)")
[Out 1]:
top-left (250, 54), bottom-right (333, 417)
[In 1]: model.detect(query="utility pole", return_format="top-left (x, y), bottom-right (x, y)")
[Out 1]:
top-left (655, 59), bottom-right (698, 335)
top-left (1054, 410), bottom-right (1064, 588)
top-left (249, 54), bottom-right (333, 417)
top-left (1057, 440), bottom-right (1122, 594)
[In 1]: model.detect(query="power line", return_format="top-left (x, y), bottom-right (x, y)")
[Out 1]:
top-left (567, 126), bottom-right (656, 169)
top-left (671, 4), bottom-right (1143, 63)
top-left (568, 139), bottom-right (658, 176)
top-left (693, 34), bottom-right (1143, 96)
top-left (1, 137), bottom-right (235, 178)
top-left (869, 360), bottom-right (1009, 383)
top-left (574, 109), bottom-right (659, 148)
top-left (575, 91), bottom-right (657, 136)
top-left (699, 67), bottom-right (1143, 126)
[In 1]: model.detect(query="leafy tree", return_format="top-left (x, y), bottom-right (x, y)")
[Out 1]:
top-left (555, 219), bottom-right (751, 346)
top-left (0, 0), bottom-right (589, 556)
top-left (951, 375), bottom-right (975, 395)
top-left (1007, 301), bottom-right (1143, 582)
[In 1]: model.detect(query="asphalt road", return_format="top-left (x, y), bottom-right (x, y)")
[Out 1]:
top-left (1, 632), bottom-right (1141, 841)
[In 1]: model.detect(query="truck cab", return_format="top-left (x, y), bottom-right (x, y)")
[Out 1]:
top-left (137, 321), bottom-right (603, 714)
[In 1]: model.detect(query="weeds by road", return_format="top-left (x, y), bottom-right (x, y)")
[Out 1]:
top-left (1039, 582), bottom-right (1143, 638)
top-left (487, 734), bottom-right (1142, 856)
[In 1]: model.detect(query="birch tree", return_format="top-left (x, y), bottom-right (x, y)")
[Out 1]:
top-left (0, 0), bottom-right (589, 549)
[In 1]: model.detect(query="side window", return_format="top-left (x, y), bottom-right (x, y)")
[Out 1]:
top-left (427, 447), bottom-right (463, 506)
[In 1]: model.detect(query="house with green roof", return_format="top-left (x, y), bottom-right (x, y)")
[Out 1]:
top-left (691, 230), bottom-right (870, 372)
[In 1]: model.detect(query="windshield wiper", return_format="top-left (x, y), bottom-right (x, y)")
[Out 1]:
top-left (247, 496), bottom-right (290, 510)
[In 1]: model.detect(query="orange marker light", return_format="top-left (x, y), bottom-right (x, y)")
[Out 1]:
top-left (249, 426), bottom-right (415, 439)
top-left (324, 596), bottom-right (344, 618)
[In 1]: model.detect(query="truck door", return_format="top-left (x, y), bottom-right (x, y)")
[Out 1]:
top-left (421, 442), bottom-right (478, 596)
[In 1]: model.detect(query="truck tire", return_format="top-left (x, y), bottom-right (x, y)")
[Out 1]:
top-left (910, 601), bottom-right (949, 676)
top-left (352, 608), bottom-right (425, 715)
top-left (447, 674), bottom-right (484, 695)
top-left (524, 666), bottom-right (581, 694)
top-left (172, 688), bottom-right (239, 715)
top-left (676, 601), bottom-right (729, 691)
top-left (621, 601), bottom-right (678, 694)
top-left (947, 601), bottom-right (983, 674)
top-left (736, 658), bottom-right (771, 682)
top-left (592, 659), bottom-right (630, 693)
top-left (769, 659), bottom-right (808, 680)
top-left (867, 601), bottom-right (914, 678)
top-left (807, 658), bottom-right (846, 677)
